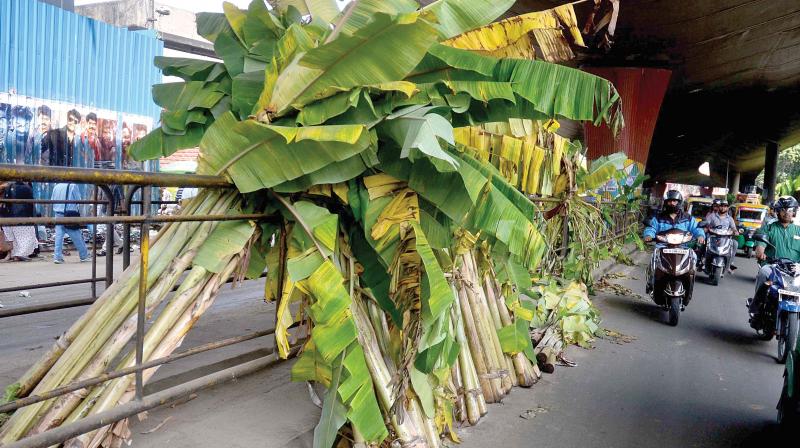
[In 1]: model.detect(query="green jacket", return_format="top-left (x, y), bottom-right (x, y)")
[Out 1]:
top-left (755, 221), bottom-right (800, 262)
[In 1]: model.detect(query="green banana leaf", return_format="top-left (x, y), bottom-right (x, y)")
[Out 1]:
top-left (269, 13), bottom-right (438, 115)
top-left (193, 219), bottom-right (256, 273)
top-left (580, 152), bottom-right (627, 191)
top-left (421, 0), bottom-right (516, 38)
top-left (198, 112), bottom-right (373, 193)
top-left (270, 0), bottom-right (340, 24)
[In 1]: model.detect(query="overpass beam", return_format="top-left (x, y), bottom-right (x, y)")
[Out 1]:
top-left (763, 142), bottom-right (779, 203)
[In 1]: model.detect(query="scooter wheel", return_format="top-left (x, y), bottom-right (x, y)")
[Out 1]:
top-left (668, 297), bottom-right (681, 326)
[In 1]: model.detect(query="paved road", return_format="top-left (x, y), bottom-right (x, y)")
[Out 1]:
top-left (460, 251), bottom-right (785, 448)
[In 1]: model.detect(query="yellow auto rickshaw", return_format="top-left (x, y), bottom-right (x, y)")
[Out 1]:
top-left (733, 202), bottom-right (769, 258)
top-left (686, 197), bottom-right (714, 223)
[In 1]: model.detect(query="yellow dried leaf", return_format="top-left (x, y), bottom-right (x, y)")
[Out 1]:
top-left (306, 184), bottom-right (332, 197)
top-left (367, 81), bottom-right (419, 98)
top-left (371, 189), bottom-right (420, 241)
top-left (364, 173), bottom-right (406, 199)
top-left (554, 4), bottom-right (586, 47)
top-left (331, 182), bottom-right (349, 204)
top-left (444, 5), bottom-right (584, 62)
top-left (444, 11), bottom-right (560, 52)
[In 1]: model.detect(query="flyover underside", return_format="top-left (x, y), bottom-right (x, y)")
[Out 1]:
top-left (645, 86), bottom-right (800, 186)
top-left (513, 0), bottom-right (800, 187)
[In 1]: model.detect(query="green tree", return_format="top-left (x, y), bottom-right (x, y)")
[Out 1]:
top-left (756, 143), bottom-right (800, 187)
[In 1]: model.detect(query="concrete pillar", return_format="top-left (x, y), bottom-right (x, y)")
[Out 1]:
top-left (764, 142), bottom-right (779, 203)
top-left (730, 171), bottom-right (741, 195)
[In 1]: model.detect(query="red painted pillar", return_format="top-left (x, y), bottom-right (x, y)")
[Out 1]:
top-left (584, 67), bottom-right (672, 186)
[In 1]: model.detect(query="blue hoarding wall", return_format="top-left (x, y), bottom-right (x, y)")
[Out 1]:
top-left (0, 0), bottom-right (164, 216)
top-left (1, 0), bottom-right (162, 119)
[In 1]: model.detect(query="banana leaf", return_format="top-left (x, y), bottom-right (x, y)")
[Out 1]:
top-left (421, 0), bottom-right (516, 39)
top-left (270, 0), bottom-right (340, 24)
top-left (269, 12), bottom-right (438, 115)
top-left (198, 112), bottom-right (373, 193)
top-left (579, 152), bottom-right (627, 191)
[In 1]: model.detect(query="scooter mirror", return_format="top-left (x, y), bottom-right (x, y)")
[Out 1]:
top-left (752, 233), bottom-right (770, 244)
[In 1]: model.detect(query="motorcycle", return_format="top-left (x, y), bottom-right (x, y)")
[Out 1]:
top-left (749, 234), bottom-right (800, 363)
top-left (646, 229), bottom-right (697, 326)
top-left (702, 225), bottom-right (735, 286)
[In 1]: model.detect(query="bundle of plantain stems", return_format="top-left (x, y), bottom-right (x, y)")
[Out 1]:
top-left (0, 189), bottom-right (259, 446)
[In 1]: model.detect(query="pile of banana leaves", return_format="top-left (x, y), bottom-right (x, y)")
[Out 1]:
top-left (0, 1), bottom-right (624, 447)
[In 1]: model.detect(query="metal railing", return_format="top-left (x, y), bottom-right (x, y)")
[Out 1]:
top-left (531, 196), bottom-right (643, 256)
top-left (0, 164), bottom-right (292, 448)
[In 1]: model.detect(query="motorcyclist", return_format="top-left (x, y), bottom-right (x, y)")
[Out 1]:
top-left (702, 199), bottom-right (739, 275)
top-left (644, 190), bottom-right (705, 292)
top-left (766, 200), bottom-right (779, 225)
top-left (644, 190), bottom-right (706, 243)
top-left (750, 196), bottom-right (800, 316)
top-left (705, 199), bottom-right (721, 220)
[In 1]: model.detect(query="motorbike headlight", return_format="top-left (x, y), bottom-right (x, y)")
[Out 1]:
top-left (664, 233), bottom-right (686, 245)
top-left (779, 272), bottom-right (796, 289)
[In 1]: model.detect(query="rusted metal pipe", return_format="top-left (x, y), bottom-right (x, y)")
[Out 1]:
top-left (0, 199), bottom-right (105, 204)
top-left (0, 277), bottom-right (105, 294)
top-left (134, 187), bottom-right (151, 401)
top-left (0, 164), bottom-right (231, 188)
top-left (0, 326), bottom-right (298, 414)
top-left (0, 297), bottom-right (97, 318)
top-left (2, 346), bottom-right (301, 448)
top-left (0, 273), bottom-right (267, 318)
top-left (0, 213), bottom-right (274, 226)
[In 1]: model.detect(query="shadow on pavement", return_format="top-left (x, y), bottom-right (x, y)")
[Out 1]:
top-left (602, 294), bottom-right (666, 324)
top-left (701, 324), bottom-right (768, 348)
top-left (735, 422), bottom-right (783, 447)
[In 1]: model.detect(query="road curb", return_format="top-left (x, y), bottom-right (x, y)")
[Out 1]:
top-left (595, 243), bottom-right (645, 278)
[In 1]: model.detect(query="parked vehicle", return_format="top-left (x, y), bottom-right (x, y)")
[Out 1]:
top-left (646, 228), bottom-right (697, 326)
top-left (702, 225), bottom-right (735, 285)
top-left (749, 236), bottom-right (800, 363)
top-left (733, 203), bottom-right (769, 258)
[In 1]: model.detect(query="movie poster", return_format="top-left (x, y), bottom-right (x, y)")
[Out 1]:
top-left (0, 103), bottom-right (34, 165)
top-left (121, 119), bottom-right (149, 171)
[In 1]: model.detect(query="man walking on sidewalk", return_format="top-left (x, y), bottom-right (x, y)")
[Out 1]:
top-left (51, 182), bottom-right (90, 264)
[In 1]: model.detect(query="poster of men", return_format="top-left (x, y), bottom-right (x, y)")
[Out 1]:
top-left (0, 100), bottom-right (150, 169)
top-left (0, 97), bottom-right (152, 213)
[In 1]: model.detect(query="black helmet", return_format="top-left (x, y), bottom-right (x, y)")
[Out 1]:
top-left (664, 190), bottom-right (683, 204)
top-left (719, 199), bottom-right (729, 206)
top-left (712, 198), bottom-right (722, 206)
top-left (775, 196), bottom-right (799, 212)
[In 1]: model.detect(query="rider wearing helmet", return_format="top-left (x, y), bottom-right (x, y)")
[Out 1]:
top-left (751, 196), bottom-right (800, 315)
top-left (644, 190), bottom-right (705, 295)
top-left (766, 200), bottom-right (780, 225)
top-left (703, 199), bottom-right (739, 274)
top-left (644, 190), bottom-right (706, 244)
top-left (706, 199), bottom-right (721, 220)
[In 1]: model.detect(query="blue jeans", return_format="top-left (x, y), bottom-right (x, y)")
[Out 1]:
top-left (54, 212), bottom-right (89, 261)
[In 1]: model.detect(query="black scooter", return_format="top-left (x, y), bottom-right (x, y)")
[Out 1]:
top-left (646, 229), bottom-right (697, 326)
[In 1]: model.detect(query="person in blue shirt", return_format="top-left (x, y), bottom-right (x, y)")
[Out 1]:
top-left (643, 190), bottom-right (705, 295)
top-left (644, 190), bottom-right (706, 244)
top-left (51, 182), bottom-right (90, 264)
